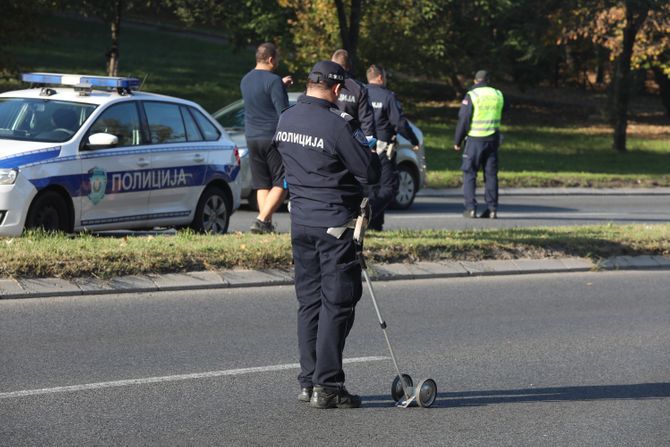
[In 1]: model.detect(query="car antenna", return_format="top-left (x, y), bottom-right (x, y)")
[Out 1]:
top-left (139, 73), bottom-right (150, 91)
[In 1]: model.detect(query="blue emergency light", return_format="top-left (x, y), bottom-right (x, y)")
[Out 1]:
top-left (21, 73), bottom-right (141, 90)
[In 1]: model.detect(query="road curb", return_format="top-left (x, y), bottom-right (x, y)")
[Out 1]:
top-left (1, 256), bottom-right (669, 300)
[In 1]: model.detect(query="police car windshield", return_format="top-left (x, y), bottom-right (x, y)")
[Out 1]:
top-left (0, 98), bottom-right (97, 143)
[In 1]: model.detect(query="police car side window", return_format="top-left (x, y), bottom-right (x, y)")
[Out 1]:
top-left (88, 102), bottom-right (142, 148)
top-left (180, 106), bottom-right (203, 142)
top-left (189, 107), bottom-right (221, 141)
top-left (144, 102), bottom-right (187, 144)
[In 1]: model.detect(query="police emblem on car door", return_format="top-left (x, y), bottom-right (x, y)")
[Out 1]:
top-left (87, 167), bottom-right (107, 205)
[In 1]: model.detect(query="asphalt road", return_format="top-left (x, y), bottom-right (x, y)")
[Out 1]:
top-left (230, 193), bottom-right (670, 233)
top-left (1, 271), bottom-right (668, 446)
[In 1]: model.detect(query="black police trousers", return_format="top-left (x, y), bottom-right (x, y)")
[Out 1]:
top-left (291, 221), bottom-right (363, 389)
top-left (461, 137), bottom-right (499, 211)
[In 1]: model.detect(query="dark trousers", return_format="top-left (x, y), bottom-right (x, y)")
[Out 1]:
top-left (291, 221), bottom-right (363, 389)
top-left (461, 137), bottom-right (499, 211)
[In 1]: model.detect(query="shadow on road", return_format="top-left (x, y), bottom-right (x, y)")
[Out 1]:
top-left (362, 382), bottom-right (670, 409)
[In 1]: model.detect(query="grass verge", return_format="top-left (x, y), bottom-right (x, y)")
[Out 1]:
top-left (3, 224), bottom-right (669, 279)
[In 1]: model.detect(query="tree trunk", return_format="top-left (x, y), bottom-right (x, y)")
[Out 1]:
top-left (334, 0), bottom-right (362, 76)
top-left (596, 46), bottom-right (606, 85)
top-left (611, 1), bottom-right (649, 153)
top-left (106, 0), bottom-right (122, 77)
top-left (653, 67), bottom-right (670, 117)
top-left (348, 0), bottom-right (361, 73)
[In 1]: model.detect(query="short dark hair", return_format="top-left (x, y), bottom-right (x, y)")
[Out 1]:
top-left (331, 49), bottom-right (350, 70)
top-left (366, 64), bottom-right (385, 82)
top-left (256, 42), bottom-right (277, 63)
top-left (306, 79), bottom-right (332, 92)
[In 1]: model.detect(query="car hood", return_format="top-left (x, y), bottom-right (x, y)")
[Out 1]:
top-left (0, 140), bottom-right (63, 157)
top-left (0, 141), bottom-right (62, 169)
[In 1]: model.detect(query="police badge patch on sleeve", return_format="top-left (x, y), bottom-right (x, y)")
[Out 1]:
top-left (353, 128), bottom-right (368, 146)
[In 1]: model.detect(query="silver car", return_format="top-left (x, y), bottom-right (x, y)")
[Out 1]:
top-left (213, 92), bottom-right (426, 209)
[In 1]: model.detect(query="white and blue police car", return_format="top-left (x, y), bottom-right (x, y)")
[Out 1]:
top-left (0, 73), bottom-right (241, 236)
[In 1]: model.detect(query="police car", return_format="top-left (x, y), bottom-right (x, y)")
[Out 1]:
top-left (213, 92), bottom-right (427, 209)
top-left (0, 73), bottom-right (241, 236)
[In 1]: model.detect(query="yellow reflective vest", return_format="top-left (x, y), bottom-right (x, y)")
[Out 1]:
top-left (467, 86), bottom-right (504, 138)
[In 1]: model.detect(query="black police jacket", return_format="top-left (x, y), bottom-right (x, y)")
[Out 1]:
top-left (275, 95), bottom-right (381, 227)
top-left (367, 84), bottom-right (419, 146)
top-left (336, 74), bottom-right (376, 139)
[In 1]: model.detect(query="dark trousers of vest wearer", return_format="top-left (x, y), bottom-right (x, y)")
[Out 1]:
top-left (291, 221), bottom-right (363, 390)
top-left (461, 137), bottom-right (499, 211)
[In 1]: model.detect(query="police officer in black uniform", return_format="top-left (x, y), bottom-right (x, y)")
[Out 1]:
top-left (274, 60), bottom-right (381, 409)
top-left (331, 50), bottom-right (396, 231)
top-left (331, 49), bottom-right (376, 141)
top-left (366, 64), bottom-right (419, 230)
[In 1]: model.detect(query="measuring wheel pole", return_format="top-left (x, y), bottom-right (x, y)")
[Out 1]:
top-left (360, 253), bottom-right (411, 401)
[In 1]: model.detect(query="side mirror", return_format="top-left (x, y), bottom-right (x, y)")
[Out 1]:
top-left (85, 132), bottom-right (118, 150)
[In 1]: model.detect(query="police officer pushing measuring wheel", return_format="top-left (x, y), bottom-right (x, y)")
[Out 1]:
top-left (274, 60), bottom-right (381, 409)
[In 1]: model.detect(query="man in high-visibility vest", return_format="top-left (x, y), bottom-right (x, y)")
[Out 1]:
top-left (454, 70), bottom-right (505, 219)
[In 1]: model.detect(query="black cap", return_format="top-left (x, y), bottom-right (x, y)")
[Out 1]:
top-left (308, 60), bottom-right (345, 85)
top-left (474, 70), bottom-right (489, 82)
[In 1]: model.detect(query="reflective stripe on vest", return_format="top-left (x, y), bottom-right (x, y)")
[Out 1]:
top-left (467, 87), bottom-right (503, 137)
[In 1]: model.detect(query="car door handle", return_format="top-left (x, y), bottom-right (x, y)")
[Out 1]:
top-left (137, 158), bottom-right (150, 167)
top-left (193, 154), bottom-right (205, 163)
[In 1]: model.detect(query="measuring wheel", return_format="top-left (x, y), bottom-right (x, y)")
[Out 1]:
top-left (415, 378), bottom-right (438, 407)
top-left (391, 374), bottom-right (413, 402)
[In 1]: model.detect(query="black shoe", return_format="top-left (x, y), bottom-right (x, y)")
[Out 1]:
top-left (298, 387), bottom-right (313, 402)
top-left (310, 386), bottom-right (361, 409)
top-left (463, 209), bottom-right (477, 218)
top-left (479, 209), bottom-right (497, 219)
top-left (250, 219), bottom-right (275, 234)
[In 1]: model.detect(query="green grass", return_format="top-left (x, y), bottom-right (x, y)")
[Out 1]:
top-left (2, 14), bottom-right (668, 188)
top-left (1, 14), bottom-right (253, 112)
top-left (3, 224), bottom-right (669, 279)
top-left (418, 115), bottom-right (670, 189)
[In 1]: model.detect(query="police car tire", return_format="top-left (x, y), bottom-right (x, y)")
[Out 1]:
top-left (191, 186), bottom-right (230, 234)
top-left (391, 164), bottom-right (418, 210)
top-left (25, 190), bottom-right (72, 233)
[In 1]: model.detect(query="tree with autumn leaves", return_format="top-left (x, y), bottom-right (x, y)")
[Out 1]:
top-left (275, 0), bottom-right (668, 152)
top-left (4, 1), bottom-right (666, 152)
top-left (560, 0), bottom-right (669, 151)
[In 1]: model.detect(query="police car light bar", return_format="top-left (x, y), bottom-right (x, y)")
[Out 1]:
top-left (21, 73), bottom-right (141, 90)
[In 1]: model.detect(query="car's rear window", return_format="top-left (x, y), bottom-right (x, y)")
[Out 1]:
top-left (0, 98), bottom-right (97, 143)
top-left (189, 107), bottom-right (221, 141)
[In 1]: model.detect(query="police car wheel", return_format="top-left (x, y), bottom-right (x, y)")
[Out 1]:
top-left (391, 164), bottom-right (417, 210)
top-left (25, 190), bottom-right (71, 233)
top-left (191, 186), bottom-right (230, 234)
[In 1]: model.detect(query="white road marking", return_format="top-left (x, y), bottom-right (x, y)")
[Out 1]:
top-left (0, 356), bottom-right (389, 399)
